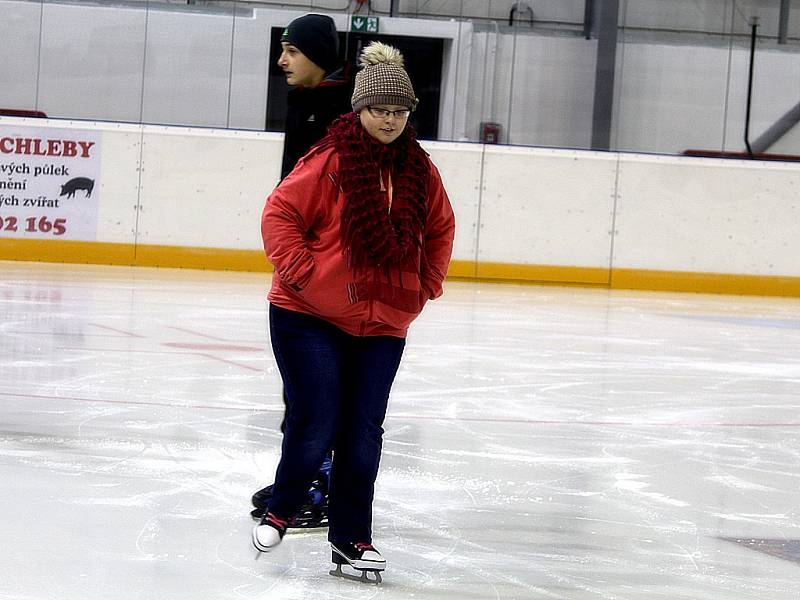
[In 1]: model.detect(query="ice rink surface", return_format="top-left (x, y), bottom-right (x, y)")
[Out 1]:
top-left (1, 261), bottom-right (799, 600)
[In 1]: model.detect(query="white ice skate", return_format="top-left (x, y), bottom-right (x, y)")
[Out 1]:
top-left (329, 542), bottom-right (385, 584)
top-left (252, 512), bottom-right (288, 553)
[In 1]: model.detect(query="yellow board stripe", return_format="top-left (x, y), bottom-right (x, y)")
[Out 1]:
top-left (611, 268), bottom-right (800, 298)
top-left (134, 244), bottom-right (271, 272)
top-left (473, 261), bottom-right (610, 285)
top-left (0, 238), bottom-right (136, 265)
top-left (1, 239), bottom-right (799, 297)
top-left (0, 239), bottom-right (271, 272)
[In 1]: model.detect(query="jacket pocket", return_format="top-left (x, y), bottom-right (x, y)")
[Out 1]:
top-left (295, 251), bottom-right (362, 322)
top-left (368, 268), bottom-right (428, 332)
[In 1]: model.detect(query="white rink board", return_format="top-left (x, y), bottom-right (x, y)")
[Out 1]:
top-left (421, 141), bottom-right (482, 264)
top-left (93, 124), bottom-right (141, 245)
top-left (137, 126), bottom-right (281, 249)
top-left (478, 145), bottom-right (617, 267)
top-left (3, 117), bottom-right (800, 281)
top-left (614, 153), bottom-right (800, 276)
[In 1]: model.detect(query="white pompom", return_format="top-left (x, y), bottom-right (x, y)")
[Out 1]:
top-left (359, 41), bottom-right (404, 68)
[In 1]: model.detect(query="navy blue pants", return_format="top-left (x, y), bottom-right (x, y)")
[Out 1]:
top-left (267, 304), bottom-right (405, 545)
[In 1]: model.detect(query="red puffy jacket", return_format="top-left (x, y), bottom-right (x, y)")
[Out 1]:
top-left (262, 144), bottom-right (455, 338)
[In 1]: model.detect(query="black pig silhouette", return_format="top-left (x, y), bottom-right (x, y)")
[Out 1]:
top-left (60, 177), bottom-right (94, 198)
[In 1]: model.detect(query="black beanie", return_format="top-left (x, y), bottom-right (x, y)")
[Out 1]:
top-left (281, 14), bottom-right (339, 75)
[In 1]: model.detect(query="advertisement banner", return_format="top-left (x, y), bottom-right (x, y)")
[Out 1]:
top-left (0, 124), bottom-right (101, 240)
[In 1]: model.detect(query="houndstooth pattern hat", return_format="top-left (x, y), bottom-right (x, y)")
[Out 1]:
top-left (351, 42), bottom-right (418, 112)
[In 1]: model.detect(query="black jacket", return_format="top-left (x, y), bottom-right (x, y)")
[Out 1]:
top-left (281, 69), bottom-right (352, 180)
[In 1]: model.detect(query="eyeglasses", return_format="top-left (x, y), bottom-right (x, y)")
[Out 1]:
top-left (367, 106), bottom-right (411, 119)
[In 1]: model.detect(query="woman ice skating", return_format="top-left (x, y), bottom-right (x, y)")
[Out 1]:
top-left (253, 41), bottom-right (456, 583)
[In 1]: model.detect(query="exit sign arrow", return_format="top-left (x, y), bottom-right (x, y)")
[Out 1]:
top-left (351, 15), bottom-right (380, 33)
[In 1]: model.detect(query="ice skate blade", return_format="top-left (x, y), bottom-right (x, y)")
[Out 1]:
top-left (329, 563), bottom-right (382, 584)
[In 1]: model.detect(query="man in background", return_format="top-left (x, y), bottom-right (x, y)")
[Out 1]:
top-left (252, 12), bottom-right (351, 527)
top-left (275, 13), bottom-right (352, 180)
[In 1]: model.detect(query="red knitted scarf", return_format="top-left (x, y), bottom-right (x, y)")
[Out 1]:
top-left (323, 112), bottom-right (430, 269)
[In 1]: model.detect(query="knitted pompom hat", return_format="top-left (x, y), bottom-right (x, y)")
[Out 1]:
top-left (351, 42), bottom-right (418, 112)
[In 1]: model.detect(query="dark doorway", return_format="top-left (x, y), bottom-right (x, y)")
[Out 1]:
top-left (265, 28), bottom-right (444, 140)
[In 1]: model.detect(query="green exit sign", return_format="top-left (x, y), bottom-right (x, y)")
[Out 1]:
top-left (351, 15), bottom-right (379, 33)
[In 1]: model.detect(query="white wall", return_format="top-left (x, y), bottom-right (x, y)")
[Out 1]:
top-left (460, 29), bottom-right (598, 147)
top-left (724, 44), bottom-right (800, 153)
top-left (262, 0), bottom-right (800, 38)
top-left (614, 41), bottom-right (730, 154)
top-left (3, 0), bottom-right (800, 156)
top-left (771, 121), bottom-right (800, 155)
top-left (3, 116), bottom-right (799, 283)
top-left (228, 9), bottom-right (274, 131)
top-left (613, 38), bottom-right (800, 154)
top-left (507, 34), bottom-right (597, 148)
top-left (37, 3), bottom-right (147, 123)
top-left (140, 10), bottom-right (234, 127)
top-left (0, 1), bottom-right (41, 110)
top-left (619, 0), bottom-right (800, 38)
